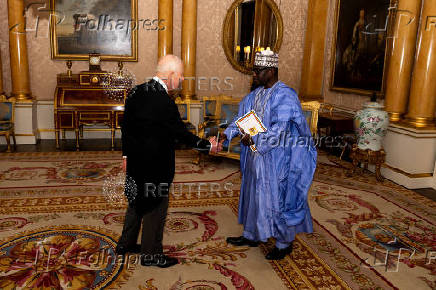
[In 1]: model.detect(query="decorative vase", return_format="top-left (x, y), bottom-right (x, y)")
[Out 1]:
top-left (354, 102), bottom-right (389, 151)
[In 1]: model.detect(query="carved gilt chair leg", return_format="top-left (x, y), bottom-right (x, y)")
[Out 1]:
top-left (5, 132), bottom-right (11, 153)
top-left (111, 128), bottom-right (115, 151)
top-left (55, 129), bottom-right (60, 149)
top-left (75, 128), bottom-right (80, 151)
top-left (12, 130), bottom-right (17, 150)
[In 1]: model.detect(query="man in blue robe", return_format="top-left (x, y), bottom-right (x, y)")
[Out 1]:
top-left (219, 50), bottom-right (317, 260)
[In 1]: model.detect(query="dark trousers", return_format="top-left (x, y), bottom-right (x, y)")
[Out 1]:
top-left (118, 197), bottom-right (169, 255)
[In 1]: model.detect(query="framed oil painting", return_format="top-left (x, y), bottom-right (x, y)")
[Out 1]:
top-left (331, 0), bottom-right (393, 95)
top-left (50, 0), bottom-right (138, 61)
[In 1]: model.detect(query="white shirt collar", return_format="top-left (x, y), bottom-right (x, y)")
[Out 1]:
top-left (153, 76), bottom-right (168, 93)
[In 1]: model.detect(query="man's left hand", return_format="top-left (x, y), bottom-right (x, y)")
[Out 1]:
top-left (240, 130), bottom-right (254, 146)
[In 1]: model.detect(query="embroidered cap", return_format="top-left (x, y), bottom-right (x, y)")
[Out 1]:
top-left (254, 49), bottom-right (279, 68)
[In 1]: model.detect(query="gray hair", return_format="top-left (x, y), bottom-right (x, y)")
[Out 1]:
top-left (156, 55), bottom-right (183, 73)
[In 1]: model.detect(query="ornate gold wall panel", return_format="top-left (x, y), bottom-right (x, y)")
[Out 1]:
top-left (299, 0), bottom-right (329, 100)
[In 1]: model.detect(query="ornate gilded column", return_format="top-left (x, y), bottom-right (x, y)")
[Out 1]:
top-left (158, 0), bottom-right (173, 58)
top-left (8, 0), bottom-right (33, 102)
top-left (300, 0), bottom-right (329, 99)
top-left (405, 0), bottom-right (436, 127)
top-left (384, 0), bottom-right (422, 122)
top-left (181, 0), bottom-right (197, 99)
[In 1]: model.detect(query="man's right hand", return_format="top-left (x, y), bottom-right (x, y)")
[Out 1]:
top-left (209, 136), bottom-right (221, 153)
top-left (218, 134), bottom-right (227, 152)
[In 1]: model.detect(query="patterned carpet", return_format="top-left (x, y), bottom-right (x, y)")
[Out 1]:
top-left (0, 150), bottom-right (434, 289)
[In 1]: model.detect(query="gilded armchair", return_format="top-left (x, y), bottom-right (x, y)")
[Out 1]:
top-left (198, 96), bottom-right (242, 160)
top-left (198, 95), bottom-right (234, 138)
top-left (300, 101), bottom-right (321, 137)
top-left (0, 98), bottom-right (17, 152)
top-left (175, 98), bottom-right (199, 135)
top-left (211, 99), bottom-right (242, 160)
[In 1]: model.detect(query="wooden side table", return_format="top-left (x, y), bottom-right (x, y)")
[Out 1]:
top-left (348, 144), bottom-right (386, 181)
top-left (318, 111), bottom-right (355, 136)
top-left (317, 111), bottom-right (355, 159)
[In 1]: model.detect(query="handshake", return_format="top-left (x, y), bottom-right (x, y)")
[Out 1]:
top-left (208, 130), bottom-right (254, 154)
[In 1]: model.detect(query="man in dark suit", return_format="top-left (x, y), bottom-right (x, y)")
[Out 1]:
top-left (116, 55), bottom-right (218, 268)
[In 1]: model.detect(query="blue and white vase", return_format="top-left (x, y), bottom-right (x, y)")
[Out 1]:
top-left (354, 102), bottom-right (389, 151)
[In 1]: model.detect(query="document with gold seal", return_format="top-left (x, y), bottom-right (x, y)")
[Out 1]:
top-left (235, 110), bottom-right (267, 152)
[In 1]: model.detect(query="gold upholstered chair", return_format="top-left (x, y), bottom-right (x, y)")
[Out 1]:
top-left (300, 101), bottom-right (321, 137)
top-left (0, 97), bottom-right (17, 152)
top-left (174, 98), bottom-right (198, 135)
top-left (198, 95), bottom-right (234, 138)
top-left (211, 98), bottom-right (242, 160)
top-left (198, 96), bottom-right (242, 160)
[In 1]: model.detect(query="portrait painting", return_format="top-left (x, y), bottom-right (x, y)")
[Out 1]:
top-left (331, 0), bottom-right (392, 94)
top-left (50, 0), bottom-right (138, 61)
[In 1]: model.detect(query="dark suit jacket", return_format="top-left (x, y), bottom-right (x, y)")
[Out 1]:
top-left (122, 79), bottom-right (201, 207)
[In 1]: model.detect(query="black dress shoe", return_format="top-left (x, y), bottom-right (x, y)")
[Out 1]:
top-left (140, 254), bottom-right (178, 268)
top-left (265, 244), bottom-right (293, 260)
top-left (226, 236), bottom-right (258, 247)
top-left (115, 244), bottom-right (141, 255)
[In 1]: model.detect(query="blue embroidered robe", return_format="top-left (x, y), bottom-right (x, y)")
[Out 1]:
top-left (224, 81), bottom-right (316, 244)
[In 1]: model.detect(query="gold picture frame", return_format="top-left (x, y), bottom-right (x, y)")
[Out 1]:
top-left (50, 0), bottom-right (138, 61)
top-left (330, 0), bottom-right (394, 95)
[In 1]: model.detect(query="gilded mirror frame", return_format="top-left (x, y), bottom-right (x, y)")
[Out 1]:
top-left (222, 0), bottom-right (283, 74)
